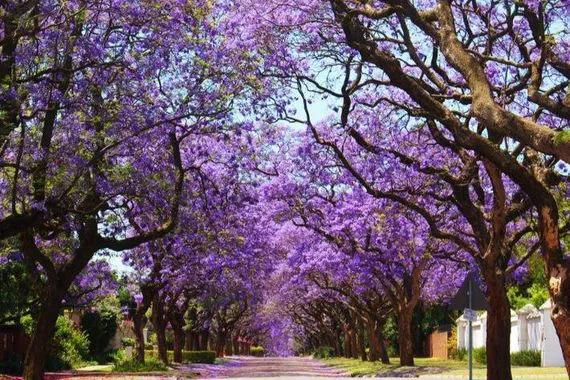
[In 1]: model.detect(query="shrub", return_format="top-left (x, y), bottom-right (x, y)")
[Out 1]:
top-left (121, 337), bottom-right (135, 347)
top-left (81, 308), bottom-right (118, 359)
top-left (0, 353), bottom-right (24, 375)
top-left (447, 325), bottom-right (467, 361)
top-left (112, 357), bottom-right (166, 372)
top-left (473, 346), bottom-right (486, 364)
top-left (144, 343), bottom-right (154, 350)
top-left (511, 350), bottom-right (541, 367)
top-left (54, 314), bottom-right (90, 368)
top-left (313, 346), bottom-right (335, 359)
top-left (250, 346), bottom-right (264, 357)
top-left (145, 350), bottom-right (216, 364)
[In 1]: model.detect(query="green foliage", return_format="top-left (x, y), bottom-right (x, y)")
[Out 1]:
top-left (507, 256), bottom-right (549, 311)
top-left (250, 346), bottom-right (265, 357)
top-left (145, 350), bottom-right (216, 364)
top-left (54, 314), bottom-right (90, 368)
top-left (473, 346), bottom-right (486, 364)
top-left (81, 307), bottom-right (118, 359)
top-left (553, 129), bottom-right (570, 146)
top-left (0, 353), bottom-right (24, 375)
top-left (313, 346), bottom-right (335, 359)
top-left (112, 357), bottom-right (167, 372)
top-left (121, 337), bottom-right (135, 347)
top-left (21, 314), bottom-right (90, 370)
top-left (447, 326), bottom-right (466, 361)
top-left (144, 343), bottom-right (154, 350)
top-left (0, 258), bottom-right (37, 324)
top-left (511, 350), bottom-right (541, 367)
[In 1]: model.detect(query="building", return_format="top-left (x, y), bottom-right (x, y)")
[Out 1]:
top-left (456, 300), bottom-right (564, 367)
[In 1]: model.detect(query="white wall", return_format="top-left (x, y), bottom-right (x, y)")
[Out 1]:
top-left (456, 301), bottom-right (565, 367)
top-left (541, 300), bottom-right (564, 367)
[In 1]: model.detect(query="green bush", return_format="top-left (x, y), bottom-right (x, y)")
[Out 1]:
top-left (0, 353), bottom-right (24, 375)
top-left (511, 350), bottom-right (541, 366)
top-left (145, 350), bottom-right (216, 364)
top-left (21, 314), bottom-right (90, 370)
top-left (81, 308), bottom-right (118, 359)
top-left (144, 343), bottom-right (154, 350)
top-left (121, 337), bottom-right (135, 347)
top-left (454, 347), bottom-right (467, 361)
top-left (54, 314), bottom-right (90, 368)
top-left (313, 346), bottom-right (335, 359)
top-left (112, 357), bottom-right (166, 372)
top-left (250, 346), bottom-right (265, 357)
top-left (473, 346), bottom-right (486, 364)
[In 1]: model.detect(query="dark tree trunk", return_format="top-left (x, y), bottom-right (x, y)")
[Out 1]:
top-left (215, 330), bottom-right (227, 357)
top-left (357, 319), bottom-right (367, 361)
top-left (171, 326), bottom-right (184, 363)
top-left (132, 285), bottom-right (154, 363)
top-left (366, 317), bottom-right (379, 362)
top-left (343, 330), bottom-right (351, 358)
top-left (233, 336), bottom-right (240, 356)
top-left (378, 330), bottom-right (390, 364)
top-left (484, 269), bottom-right (512, 380)
top-left (200, 331), bottom-right (209, 351)
top-left (398, 310), bottom-right (414, 366)
top-left (168, 310), bottom-right (186, 363)
top-left (22, 289), bottom-right (63, 380)
top-left (350, 329), bottom-right (358, 359)
top-left (225, 337), bottom-right (233, 356)
top-left (133, 312), bottom-right (147, 363)
top-left (151, 298), bottom-right (168, 364)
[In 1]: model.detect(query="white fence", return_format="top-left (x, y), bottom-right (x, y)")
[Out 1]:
top-left (456, 300), bottom-right (564, 367)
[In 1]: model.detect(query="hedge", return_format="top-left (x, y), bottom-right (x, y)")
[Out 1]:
top-left (145, 350), bottom-right (216, 364)
top-left (313, 346), bottom-right (335, 359)
top-left (250, 346), bottom-right (265, 357)
top-left (511, 350), bottom-right (541, 367)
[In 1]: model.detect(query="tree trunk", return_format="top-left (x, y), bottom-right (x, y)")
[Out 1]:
top-left (215, 331), bottom-right (227, 357)
top-left (225, 337), bottom-right (233, 356)
top-left (366, 317), bottom-right (379, 362)
top-left (357, 319), bottom-right (367, 361)
top-left (233, 336), bottom-right (240, 356)
top-left (350, 329), bottom-right (358, 359)
top-left (133, 312), bottom-right (147, 363)
top-left (151, 298), bottom-right (168, 365)
top-left (378, 330), bottom-right (390, 364)
top-left (397, 310), bottom-right (414, 366)
top-left (200, 331), bottom-right (209, 351)
top-left (343, 330), bottom-right (352, 358)
top-left (168, 310), bottom-right (186, 363)
top-left (484, 269), bottom-right (512, 380)
top-left (172, 326), bottom-right (184, 363)
top-left (22, 289), bottom-right (63, 380)
top-left (538, 205), bottom-right (570, 376)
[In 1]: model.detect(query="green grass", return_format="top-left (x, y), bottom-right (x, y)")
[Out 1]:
top-left (320, 357), bottom-right (568, 379)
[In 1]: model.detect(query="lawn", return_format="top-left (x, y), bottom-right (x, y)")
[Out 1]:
top-left (320, 357), bottom-right (568, 379)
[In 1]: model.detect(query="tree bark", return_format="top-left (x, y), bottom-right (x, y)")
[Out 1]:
top-left (538, 205), bottom-right (570, 376)
top-left (233, 336), bottom-right (240, 356)
top-left (343, 330), bottom-right (351, 358)
top-left (151, 297), bottom-right (168, 365)
top-left (215, 330), bottom-right (227, 357)
top-left (171, 325), bottom-right (184, 363)
top-left (357, 319), bottom-right (367, 361)
top-left (22, 289), bottom-right (64, 380)
top-left (483, 269), bottom-right (512, 380)
top-left (378, 330), bottom-right (390, 364)
top-left (397, 310), bottom-right (414, 366)
top-left (366, 317), bottom-right (379, 362)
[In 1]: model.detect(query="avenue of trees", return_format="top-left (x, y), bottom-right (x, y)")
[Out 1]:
top-left (0, 1), bottom-right (568, 380)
